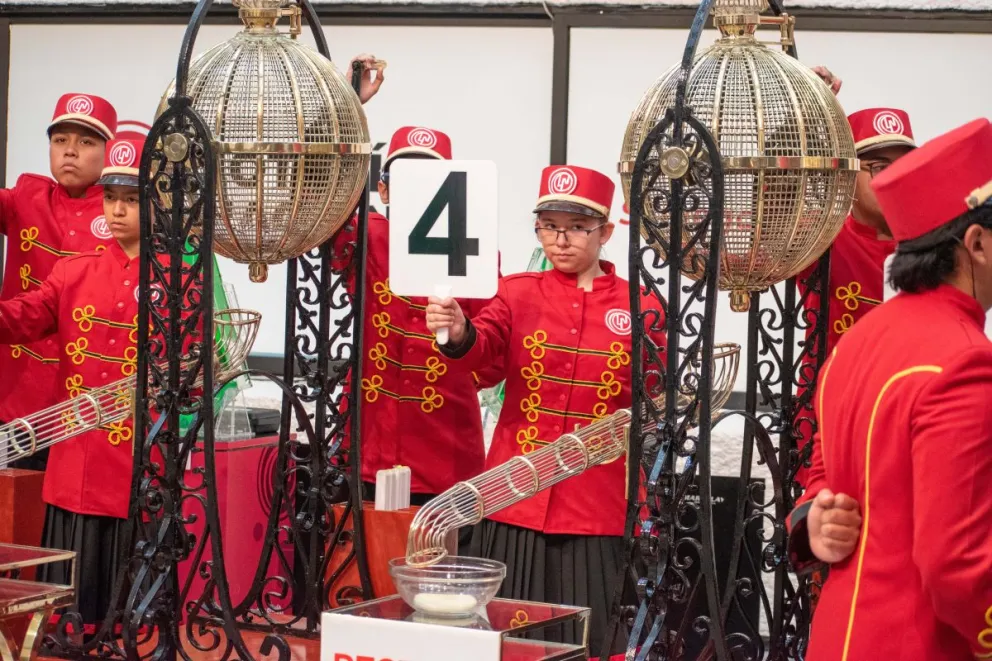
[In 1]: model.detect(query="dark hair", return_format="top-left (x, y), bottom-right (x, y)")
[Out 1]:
top-left (889, 204), bottom-right (992, 293)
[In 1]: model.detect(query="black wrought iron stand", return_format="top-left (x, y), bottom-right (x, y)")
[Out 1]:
top-left (610, 1), bottom-right (830, 659)
top-left (42, 2), bottom-right (372, 659)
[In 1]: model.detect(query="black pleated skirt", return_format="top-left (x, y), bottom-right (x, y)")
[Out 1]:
top-left (37, 504), bottom-right (126, 625)
top-left (468, 520), bottom-right (630, 658)
top-left (7, 446), bottom-right (49, 471)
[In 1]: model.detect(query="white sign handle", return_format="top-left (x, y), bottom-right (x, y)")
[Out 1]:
top-left (434, 283), bottom-right (452, 345)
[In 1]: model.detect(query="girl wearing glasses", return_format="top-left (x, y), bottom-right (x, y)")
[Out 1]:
top-left (426, 164), bottom-right (667, 656)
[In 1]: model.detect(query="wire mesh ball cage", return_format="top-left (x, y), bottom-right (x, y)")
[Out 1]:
top-left (619, 0), bottom-right (858, 311)
top-left (156, 0), bottom-right (371, 282)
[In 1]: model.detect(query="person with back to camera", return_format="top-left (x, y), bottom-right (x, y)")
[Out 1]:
top-left (787, 117), bottom-right (992, 660)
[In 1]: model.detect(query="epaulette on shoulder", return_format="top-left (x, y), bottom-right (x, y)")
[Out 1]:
top-left (502, 271), bottom-right (544, 283)
top-left (15, 173), bottom-right (56, 190)
top-left (61, 250), bottom-right (104, 265)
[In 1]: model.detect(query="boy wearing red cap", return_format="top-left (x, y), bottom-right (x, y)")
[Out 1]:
top-left (800, 107), bottom-right (916, 354)
top-left (1, 93), bottom-right (118, 472)
top-left (0, 136), bottom-right (143, 625)
top-left (333, 126), bottom-right (496, 510)
top-left (787, 118), bottom-right (992, 661)
top-left (793, 107), bottom-right (918, 492)
top-left (426, 165), bottom-right (667, 656)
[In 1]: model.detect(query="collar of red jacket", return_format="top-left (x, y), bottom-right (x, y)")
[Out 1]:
top-left (548, 259), bottom-right (618, 292)
top-left (55, 181), bottom-right (104, 203)
top-left (926, 283), bottom-right (986, 329)
top-left (107, 239), bottom-right (137, 268)
top-left (845, 213), bottom-right (895, 245)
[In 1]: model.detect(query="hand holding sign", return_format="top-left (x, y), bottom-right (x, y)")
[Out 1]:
top-left (425, 294), bottom-right (467, 345)
top-left (389, 160), bottom-right (500, 345)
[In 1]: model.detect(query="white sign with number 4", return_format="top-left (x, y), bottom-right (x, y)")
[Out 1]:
top-left (388, 160), bottom-right (500, 308)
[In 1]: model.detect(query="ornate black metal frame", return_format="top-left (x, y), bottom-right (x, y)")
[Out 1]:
top-left (611, 1), bottom-right (830, 659)
top-left (40, 2), bottom-right (373, 659)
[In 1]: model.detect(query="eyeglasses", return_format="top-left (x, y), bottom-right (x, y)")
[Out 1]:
top-left (861, 160), bottom-right (892, 178)
top-left (380, 171), bottom-right (390, 184)
top-left (534, 224), bottom-right (606, 242)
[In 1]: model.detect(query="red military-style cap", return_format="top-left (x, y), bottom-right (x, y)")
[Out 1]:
top-left (872, 118), bottom-right (992, 243)
top-left (384, 126), bottom-right (452, 167)
top-left (533, 165), bottom-right (615, 219)
top-left (97, 136), bottom-right (145, 187)
top-left (848, 108), bottom-right (916, 156)
top-left (48, 93), bottom-right (118, 142)
top-left (115, 119), bottom-right (151, 141)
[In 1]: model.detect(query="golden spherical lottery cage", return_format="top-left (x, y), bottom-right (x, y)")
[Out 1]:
top-left (37, 0), bottom-right (381, 659)
top-left (620, 0), bottom-right (857, 313)
top-left (602, 0), bottom-right (855, 658)
top-left (155, 0), bottom-right (371, 283)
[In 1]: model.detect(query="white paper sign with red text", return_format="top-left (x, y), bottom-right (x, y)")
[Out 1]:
top-left (321, 611), bottom-right (501, 661)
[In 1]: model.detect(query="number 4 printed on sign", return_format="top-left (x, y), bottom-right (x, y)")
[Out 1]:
top-left (388, 160), bottom-right (500, 313)
top-left (407, 171), bottom-right (480, 277)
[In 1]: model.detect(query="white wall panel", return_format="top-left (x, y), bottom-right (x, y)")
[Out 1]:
top-left (567, 26), bottom-right (992, 389)
top-left (7, 23), bottom-right (554, 354)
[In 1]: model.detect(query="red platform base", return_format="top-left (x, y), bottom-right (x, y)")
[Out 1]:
top-left (179, 436), bottom-right (295, 615)
top-left (0, 469), bottom-right (46, 551)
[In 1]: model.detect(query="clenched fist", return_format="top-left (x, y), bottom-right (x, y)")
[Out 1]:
top-left (808, 488), bottom-right (862, 564)
top-left (426, 296), bottom-right (467, 346)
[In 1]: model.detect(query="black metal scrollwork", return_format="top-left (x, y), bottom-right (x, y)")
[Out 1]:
top-left (612, 1), bottom-right (830, 659)
top-left (41, 0), bottom-right (372, 658)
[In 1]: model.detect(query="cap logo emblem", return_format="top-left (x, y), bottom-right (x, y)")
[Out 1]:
top-left (548, 167), bottom-right (578, 195)
top-left (109, 142), bottom-right (137, 168)
top-left (605, 308), bottom-right (632, 336)
top-left (90, 215), bottom-right (113, 240)
top-left (148, 284), bottom-right (164, 305)
top-left (408, 128), bottom-right (438, 149)
top-left (873, 111), bottom-right (905, 136)
top-left (66, 95), bottom-right (95, 116)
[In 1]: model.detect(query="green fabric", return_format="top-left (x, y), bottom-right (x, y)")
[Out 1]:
top-left (480, 247), bottom-right (552, 425)
top-left (179, 245), bottom-right (247, 435)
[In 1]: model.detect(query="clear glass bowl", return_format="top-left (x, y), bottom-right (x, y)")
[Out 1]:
top-left (389, 556), bottom-right (506, 618)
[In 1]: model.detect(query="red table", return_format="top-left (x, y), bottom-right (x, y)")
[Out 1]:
top-left (179, 435), bottom-right (295, 614)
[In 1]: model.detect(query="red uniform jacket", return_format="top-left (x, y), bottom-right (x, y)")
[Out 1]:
top-left (795, 216), bottom-right (896, 483)
top-left (334, 212), bottom-right (499, 495)
top-left (441, 262), bottom-right (666, 536)
top-left (0, 243), bottom-right (138, 519)
top-left (0, 175), bottom-right (110, 423)
top-left (788, 285), bottom-right (992, 661)
top-left (799, 216), bottom-right (896, 355)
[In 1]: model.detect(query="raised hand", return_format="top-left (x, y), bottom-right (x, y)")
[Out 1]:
top-left (425, 296), bottom-right (467, 346)
top-left (348, 53), bottom-right (386, 104)
top-left (812, 65), bottom-right (842, 96)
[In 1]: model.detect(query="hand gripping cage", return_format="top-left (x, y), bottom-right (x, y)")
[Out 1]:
top-left (0, 308), bottom-right (260, 464)
top-left (406, 343), bottom-right (741, 566)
